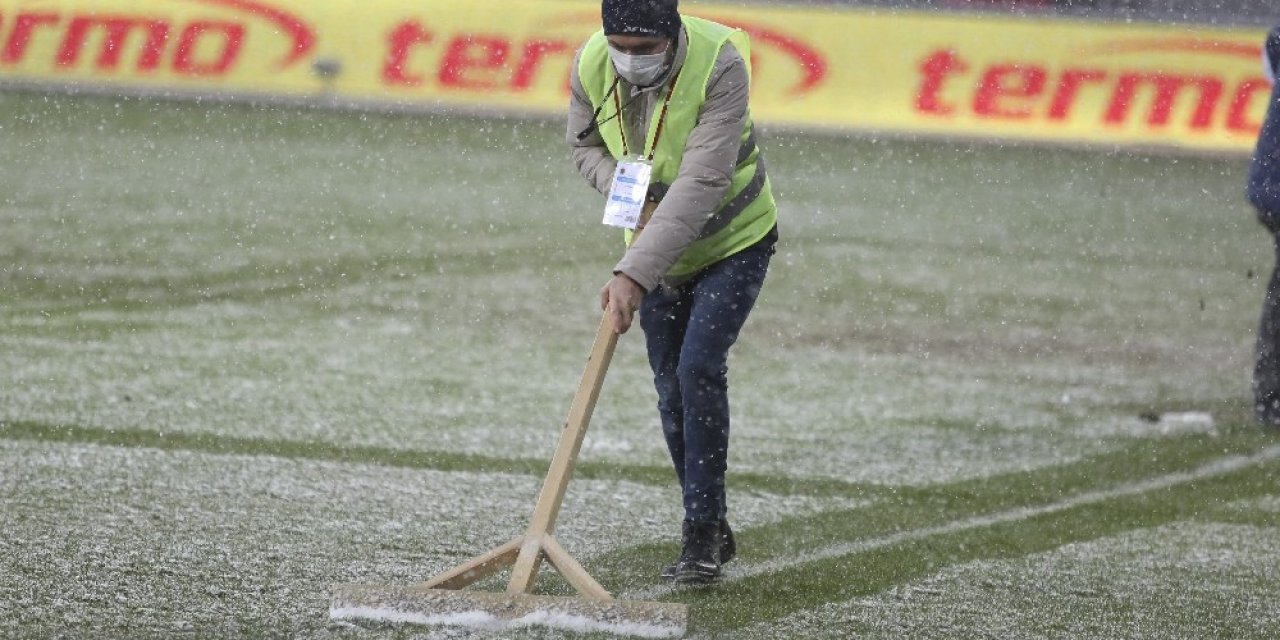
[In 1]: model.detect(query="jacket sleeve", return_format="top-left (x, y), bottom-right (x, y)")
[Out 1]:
top-left (1249, 84), bottom-right (1280, 229)
top-left (613, 44), bottom-right (750, 292)
top-left (567, 48), bottom-right (617, 195)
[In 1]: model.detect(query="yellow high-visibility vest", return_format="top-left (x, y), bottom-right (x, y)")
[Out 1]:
top-left (579, 15), bottom-right (777, 279)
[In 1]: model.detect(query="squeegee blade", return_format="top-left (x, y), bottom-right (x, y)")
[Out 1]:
top-left (330, 585), bottom-right (688, 639)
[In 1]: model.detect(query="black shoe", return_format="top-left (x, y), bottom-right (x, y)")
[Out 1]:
top-left (719, 518), bottom-right (736, 565)
top-left (661, 518), bottom-right (735, 581)
top-left (660, 520), bottom-right (691, 581)
top-left (673, 520), bottom-right (724, 585)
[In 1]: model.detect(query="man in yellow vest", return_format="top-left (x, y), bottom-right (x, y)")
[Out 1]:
top-left (567, 0), bottom-right (778, 584)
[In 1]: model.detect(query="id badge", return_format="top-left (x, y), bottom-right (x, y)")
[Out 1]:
top-left (602, 158), bottom-right (651, 230)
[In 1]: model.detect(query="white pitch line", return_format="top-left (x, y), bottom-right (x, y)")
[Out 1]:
top-left (623, 444), bottom-right (1280, 602)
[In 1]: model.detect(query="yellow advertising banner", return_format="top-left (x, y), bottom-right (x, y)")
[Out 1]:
top-left (0, 0), bottom-right (1269, 152)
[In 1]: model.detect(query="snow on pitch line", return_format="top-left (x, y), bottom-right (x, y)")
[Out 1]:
top-left (628, 445), bottom-right (1280, 603)
top-left (742, 521), bottom-right (1280, 639)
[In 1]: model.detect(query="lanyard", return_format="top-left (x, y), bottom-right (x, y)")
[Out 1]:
top-left (615, 67), bottom-right (682, 161)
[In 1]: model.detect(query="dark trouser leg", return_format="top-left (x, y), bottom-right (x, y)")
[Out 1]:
top-left (639, 239), bottom-right (772, 523)
top-left (640, 284), bottom-right (694, 486)
top-left (1255, 235), bottom-right (1280, 424)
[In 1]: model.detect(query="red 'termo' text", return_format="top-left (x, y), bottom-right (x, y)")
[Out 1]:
top-left (0, 12), bottom-right (248, 75)
top-left (916, 49), bottom-right (1268, 134)
top-left (382, 21), bottom-right (575, 91)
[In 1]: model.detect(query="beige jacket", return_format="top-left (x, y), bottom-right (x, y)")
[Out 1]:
top-left (567, 27), bottom-right (752, 292)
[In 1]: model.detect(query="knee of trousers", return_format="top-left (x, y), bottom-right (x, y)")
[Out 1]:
top-left (653, 372), bottom-right (683, 409)
top-left (675, 355), bottom-right (728, 396)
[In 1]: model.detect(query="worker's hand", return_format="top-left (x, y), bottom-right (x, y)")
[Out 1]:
top-left (600, 273), bottom-right (645, 334)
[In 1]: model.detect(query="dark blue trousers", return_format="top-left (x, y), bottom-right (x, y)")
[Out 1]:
top-left (638, 232), bottom-right (774, 523)
top-left (1255, 235), bottom-right (1280, 423)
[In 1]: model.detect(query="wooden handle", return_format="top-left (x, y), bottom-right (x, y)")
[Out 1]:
top-left (506, 201), bottom-right (657, 594)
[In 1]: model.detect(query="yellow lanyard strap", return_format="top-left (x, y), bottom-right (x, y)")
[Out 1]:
top-left (616, 68), bottom-right (682, 160)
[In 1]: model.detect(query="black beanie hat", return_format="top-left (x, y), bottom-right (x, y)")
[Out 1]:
top-left (602, 0), bottom-right (680, 39)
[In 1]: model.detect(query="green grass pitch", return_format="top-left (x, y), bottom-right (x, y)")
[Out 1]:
top-left (1, 91), bottom-right (1278, 638)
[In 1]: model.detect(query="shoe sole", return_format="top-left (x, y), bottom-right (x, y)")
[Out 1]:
top-left (674, 564), bottom-right (721, 585)
top-left (664, 562), bottom-right (723, 583)
top-left (674, 571), bottom-right (720, 585)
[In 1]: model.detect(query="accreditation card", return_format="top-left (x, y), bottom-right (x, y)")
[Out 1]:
top-left (602, 158), bottom-right (651, 230)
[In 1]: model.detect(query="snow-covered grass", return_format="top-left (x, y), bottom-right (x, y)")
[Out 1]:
top-left (746, 522), bottom-right (1280, 639)
top-left (1, 92), bottom-right (1277, 637)
top-left (0, 440), bottom-right (858, 637)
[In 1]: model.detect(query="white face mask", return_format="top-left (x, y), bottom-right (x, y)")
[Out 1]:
top-left (609, 46), bottom-right (669, 87)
